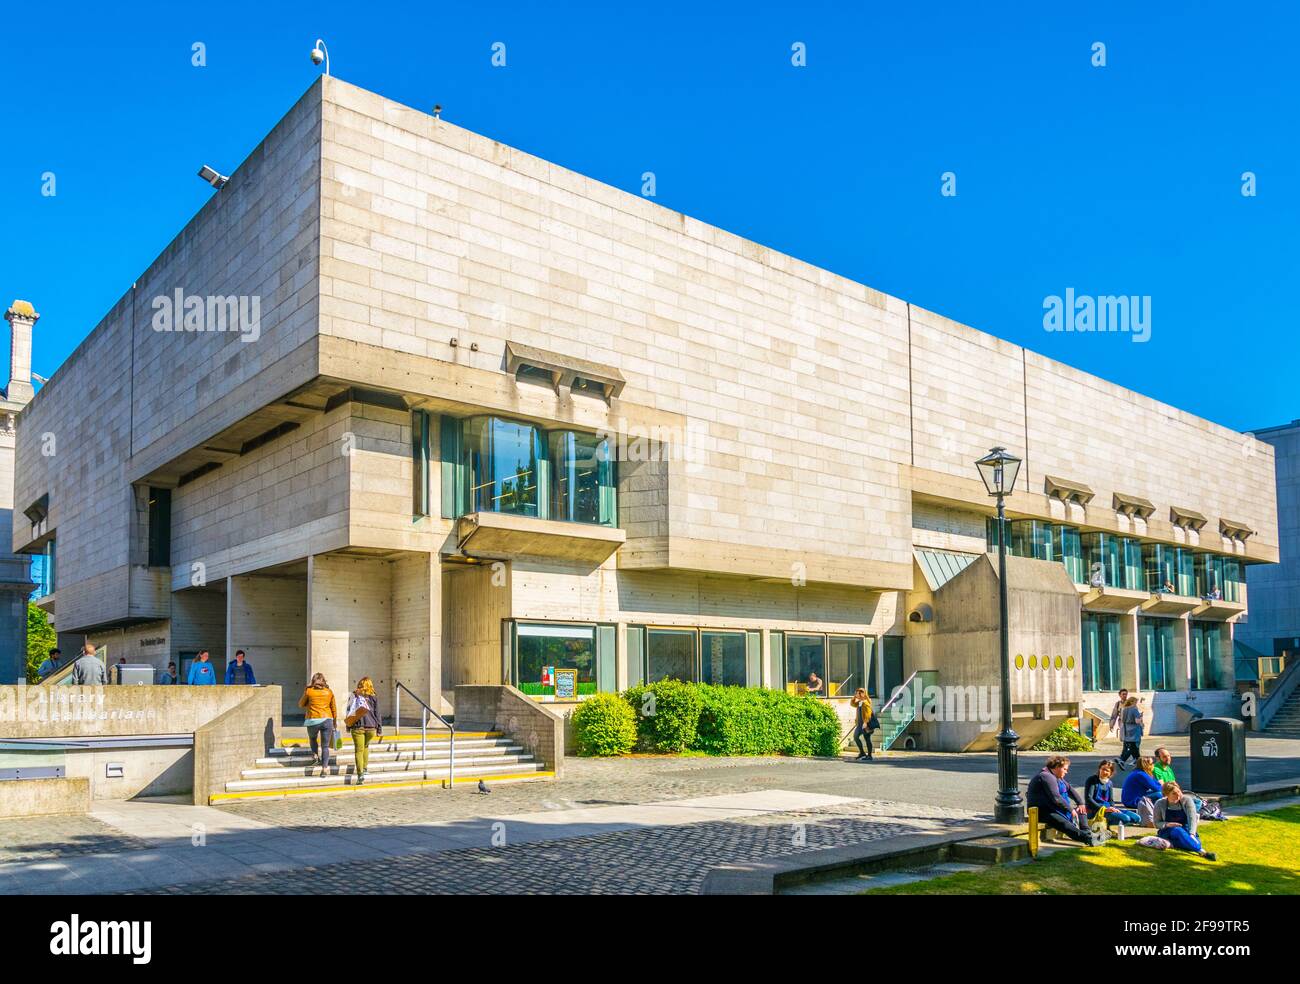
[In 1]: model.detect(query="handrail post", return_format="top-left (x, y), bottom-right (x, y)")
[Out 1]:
top-left (395, 685), bottom-right (400, 738)
top-left (421, 707), bottom-right (426, 762)
top-left (449, 723), bottom-right (455, 789)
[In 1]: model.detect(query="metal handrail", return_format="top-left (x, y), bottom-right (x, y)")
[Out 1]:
top-left (393, 681), bottom-right (456, 788)
top-left (877, 669), bottom-right (923, 719)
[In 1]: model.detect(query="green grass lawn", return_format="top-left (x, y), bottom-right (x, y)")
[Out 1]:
top-left (868, 805), bottom-right (1300, 895)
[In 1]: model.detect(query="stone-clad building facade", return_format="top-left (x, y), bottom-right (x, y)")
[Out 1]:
top-left (2, 302), bottom-right (39, 684)
top-left (12, 78), bottom-right (1280, 747)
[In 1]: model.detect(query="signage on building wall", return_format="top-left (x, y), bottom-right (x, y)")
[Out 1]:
top-left (554, 668), bottom-right (579, 700)
top-left (140, 638), bottom-right (166, 648)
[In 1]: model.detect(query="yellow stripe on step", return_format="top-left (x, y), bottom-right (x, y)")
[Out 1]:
top-left (208, 771), bottom-right (555, 803)
top-left (278, 731), bottom-right (502, 747)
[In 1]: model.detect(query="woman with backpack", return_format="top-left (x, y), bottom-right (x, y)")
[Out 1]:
top-left (345, 677), bottom-right (382, 784)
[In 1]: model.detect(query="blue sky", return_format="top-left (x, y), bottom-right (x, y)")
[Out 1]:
top-left (2, 1), bottom-right (1295, 432)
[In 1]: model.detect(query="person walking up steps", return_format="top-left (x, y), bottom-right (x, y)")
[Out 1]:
top-left (299, 673), bottom-right (339, 773)
top-left (345, 677), bottom-right (382, 784)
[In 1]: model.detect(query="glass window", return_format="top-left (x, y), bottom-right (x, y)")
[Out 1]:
top-left (1175, 548), bottom-right (1196, 597)
top-left (147, 488), bottom-right (171, 567)
top-left (1058, 526), bottom-right (1084, 584)
top-left (700, 630), bottom-right (747, 686)
top-left (1081, 613), bottom-right (1122, 692)
top-left (1142, 544), bottom-right (1179, 594)
top-left (412, 410), bottom-right (430, 518)
top-left (1224, 560), bottom-right (1243, 602)
top-left (515, 623), bottom-right (596, 696)
top-left (1122, 538), bottom-right (1143, 591)
top-left (626, 625), bottom-right (645, 689)
top-left (1138, 617), bottom-right (1176, 691)
top-left (1011, 521), bottom-right (1056, 562)
top-left (827, 636), bottom-right (866, 698)
top-left (785, 634), bottom-right (827, 696)
top-left (463, 416), bottom-right (547, 518)
top-left (647, 629), bottom-right (696, 683)
top-left (548, 430), bottom-right (617, 526)
top-left (1083, 532), bottom-right (1122, 589)
top-left (1190, 621), bottom-right (1224, 690)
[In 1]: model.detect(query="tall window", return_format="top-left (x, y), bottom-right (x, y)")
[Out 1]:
top-left (464, 416), bottom-right (546, 517)
top-left (785, 634), bottom-right (827, 696)
top-left (1142, 544), bottom-right (1179, 594)
top-left (828, 636), bottom-right (870, 697)
top-left (1081, 612), bottom-right (1122, 692)
top-left (700, 630), bottom-right (747, 686)
top-left (647, 629), bottom-right (696, 683)
top-left (412, 410), bottom-right (431, 518)
top-left (1138, 617), bottom-right (1176, 691)
top-left (1190, 621), bottom-right (1224, 690)
top-left (548, 430), bottom-right (616, 525)
top-left (147, 488), bottom-right (171, 567)
top-left (1058, 526), bottom-right (1084, 584)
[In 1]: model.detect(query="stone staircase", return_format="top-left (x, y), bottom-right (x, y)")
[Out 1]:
top-left (208, 729), bottom-right (554, 804)
top-left (1265, 688), bottom-right (1300, 738)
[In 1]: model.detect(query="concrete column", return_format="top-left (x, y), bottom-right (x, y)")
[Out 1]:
top-left (230, 572), bottom-right (307, 716)
top-left (391, 551), bottom-right (443, 714)
top-left (1119, 612), bottom-right (1140, 691)
top-left (615, 620), bottom-right (629, 690)
top-left (1173, 615), bottom-right (1192, 691)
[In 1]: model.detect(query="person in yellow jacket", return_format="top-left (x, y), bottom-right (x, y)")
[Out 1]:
top-left (850, 687), bottom-right (876, 761)
top-left (299, 673), bottom-right (339, 771)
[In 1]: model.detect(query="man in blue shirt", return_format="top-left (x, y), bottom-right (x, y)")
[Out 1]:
top-left (225, 649), bottom-right (257, 685)
top-left (187, 650), bottom-right (217, 685)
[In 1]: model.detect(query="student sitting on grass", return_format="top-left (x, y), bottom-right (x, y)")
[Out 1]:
top-left (1120, 756), bottom-right (1163, 826)
top-left (1154, 782), bottom-right (1217, 861)
top-left (1085, 759), bottom-right (1141, 825)
top-left (1027, 756), bottom-right (1100, 845)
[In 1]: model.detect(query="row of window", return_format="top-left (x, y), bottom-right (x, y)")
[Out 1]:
top-left (507, 620), bottom-right (903, 699)
top-left (415, 413), bottom-right (617, 526)
top-left (1081, 612), bottom-right (1227, 692)
top-left (988, 519), bottom-right (1244, 600)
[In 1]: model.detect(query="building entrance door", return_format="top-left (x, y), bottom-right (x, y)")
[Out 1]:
top-left (882, 636), bottom-right (904, 698)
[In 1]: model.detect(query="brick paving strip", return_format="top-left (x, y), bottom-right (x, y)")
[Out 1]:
top-left (131, 798), bottom-right (983, 896)
top-left (0, 785), bottom-right (981, 895)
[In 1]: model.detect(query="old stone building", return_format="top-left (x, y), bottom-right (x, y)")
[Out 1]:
top-left (11, 77), bottom-right (1280, 748)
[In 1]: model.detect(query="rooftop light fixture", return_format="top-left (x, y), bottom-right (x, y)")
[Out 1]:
top-left (310, 38), bottom-right (330, 75)
top-left (197, 165), bottom-right (228, 190)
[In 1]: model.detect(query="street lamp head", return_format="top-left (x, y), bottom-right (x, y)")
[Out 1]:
top-left (975, 446), bottom-right (1022, 497)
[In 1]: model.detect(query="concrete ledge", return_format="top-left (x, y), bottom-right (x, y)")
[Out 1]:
top-left (1219, 780), bottom-right (1300, 808)
top-left (454, 684), bottom-right (566, 778)
top-left (193, 687), bottom-right (281, 805)
top-left (0, 777), bottom-right (90, 817)
top-left (701, 821), bottom-right (1001, 895)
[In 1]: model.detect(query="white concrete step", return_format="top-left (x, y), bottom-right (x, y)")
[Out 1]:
top-left (223, 759), bottom-right (548, 794)
top-left (240, 751), bottom-right (533, 780)
top-left (258, 739), bottom-right (516, 766)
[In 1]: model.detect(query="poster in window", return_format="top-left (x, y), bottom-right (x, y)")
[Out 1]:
top-left (554, 668), bottom-right (579, 700)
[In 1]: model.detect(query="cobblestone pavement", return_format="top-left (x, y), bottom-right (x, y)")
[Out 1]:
top-left (215, 754), bottom-right (995, 831)
top-left (136, 799), bottom-right (982, 895)
top-left (0, 814), bottom-right (152, 863)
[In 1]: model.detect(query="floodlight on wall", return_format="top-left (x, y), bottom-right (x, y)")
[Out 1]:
top-left (311, 38), bottom-right (330, 75)
top-left (197, 165), bottom-right (229, 190)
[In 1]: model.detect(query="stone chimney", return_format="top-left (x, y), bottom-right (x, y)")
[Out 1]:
top-left (4, 299), bottom-right (38, 405)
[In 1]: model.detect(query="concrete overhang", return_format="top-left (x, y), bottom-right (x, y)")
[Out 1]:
top-left (454, 511), bottom-right (625, 563)
top-left (1078, 584), bottom-right (1148, 613)
top-left (1141, 593), bottom-right (1201, 615)
top-left (1191, 599), bottom-right (1247, 621)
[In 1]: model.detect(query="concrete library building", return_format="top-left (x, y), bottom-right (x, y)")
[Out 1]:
top-left (11, 77), bottom-right (1280, 752)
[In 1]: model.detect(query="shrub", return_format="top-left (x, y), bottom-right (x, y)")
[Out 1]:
top-left (622, 681), bottom-right (841, 757)
top-left (1031, 721), bottom-right (1094, 752)
top-left (695, 685), bottom-right (841, 757)
top-left (571, 693), bottom-right (638, 756)
top-left (622, 679), bottom-right (702, 752)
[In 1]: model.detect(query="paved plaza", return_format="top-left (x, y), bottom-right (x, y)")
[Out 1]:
top-left (1, 735), bottom-right (1295, 895)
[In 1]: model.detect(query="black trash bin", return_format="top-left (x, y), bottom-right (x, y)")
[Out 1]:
top-left (1189, 717), bottom-right (1247, 795)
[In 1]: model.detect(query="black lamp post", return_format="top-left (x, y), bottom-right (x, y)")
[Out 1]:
top-left (975, 445), bottom-right (1025, 824)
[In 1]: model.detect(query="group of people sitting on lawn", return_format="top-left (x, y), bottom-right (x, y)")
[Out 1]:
top-left (1026, 750), bottom-right (1218, 861)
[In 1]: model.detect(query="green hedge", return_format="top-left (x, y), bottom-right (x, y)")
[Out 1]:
top-left (1030, 721), bottom-right (1094, 752)
top-left (571, 693), bottom-right (638, 756)
top-left (616, 681), bottom-right (841, 758)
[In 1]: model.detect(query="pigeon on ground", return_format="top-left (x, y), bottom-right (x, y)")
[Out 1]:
top-left (477, 779), bottom-right (490, 794)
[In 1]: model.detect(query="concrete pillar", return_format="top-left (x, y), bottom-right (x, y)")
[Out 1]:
top-left (1119, 612), bottom-right (1140, 691)
top-left (230, 572), bottom-right (307, 716)
top-left (1173, 615), bottom-right (1192, 691)
top-left (391, 551), bottom-right (443, 715)
top-left (615, 620), bottom-right (629, 690)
